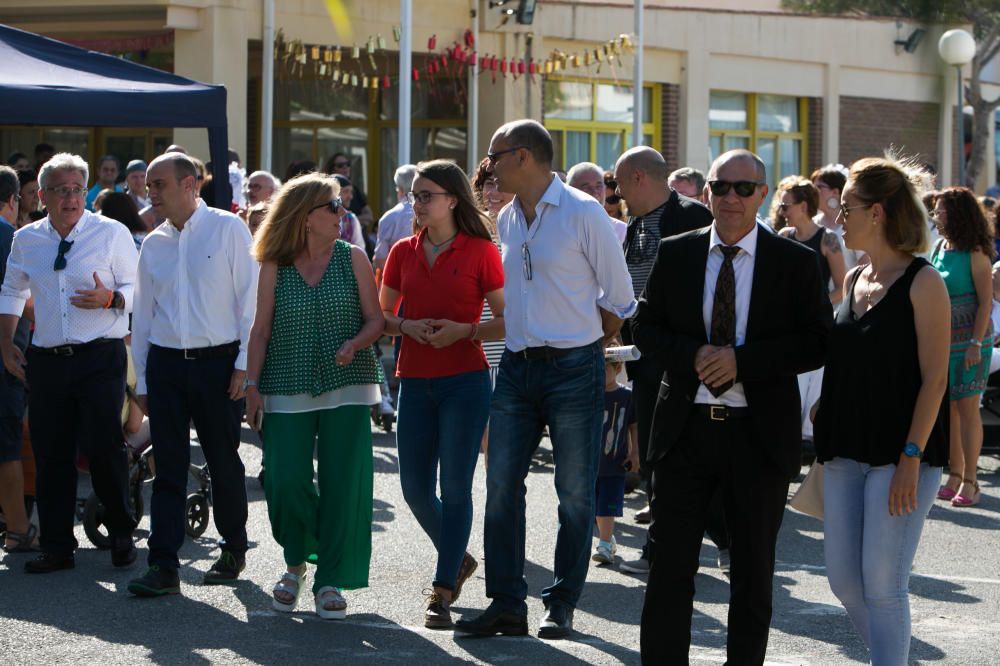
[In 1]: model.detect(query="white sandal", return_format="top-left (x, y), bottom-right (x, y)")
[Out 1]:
top-left (315, 586), bottom-right (347, 620)
top-left (272, 569), bottom-right (306, 612)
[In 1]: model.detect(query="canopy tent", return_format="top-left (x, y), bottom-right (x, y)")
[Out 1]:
top-left (0, 23), bottom-right (232, 208)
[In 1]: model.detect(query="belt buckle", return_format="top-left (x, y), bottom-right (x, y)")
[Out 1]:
top-left (183, 348), bottom-right (196, 360)
top-left (709, 405), bottom-right (727, 421)
top-left (55, 345), bottom-right (74, 357)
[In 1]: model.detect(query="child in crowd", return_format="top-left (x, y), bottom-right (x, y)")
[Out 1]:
top-left (593, 348), bottom-right (639, 565)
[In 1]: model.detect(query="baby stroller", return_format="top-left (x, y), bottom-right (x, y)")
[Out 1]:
top-left (77, 421), bottom-right (214, 548)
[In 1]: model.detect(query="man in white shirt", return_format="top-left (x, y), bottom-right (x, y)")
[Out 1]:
top-left (373, 164), bottom-right (417, 274)
top-left (566, 161), bottom-right (627, 244)
top-left (0, 153), bottom-right (139, 574)
top-left (127, 153), bottom-right (258, 597)
top-left (455, 120), bottom-right (636, 640)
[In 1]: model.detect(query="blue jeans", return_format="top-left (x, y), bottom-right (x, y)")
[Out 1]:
top-left (484, 343), bottom-right (604, 613)
top-left (396, 369), bottom-right (491, 590)
top-left (823, 457), bottom-right (942, 666)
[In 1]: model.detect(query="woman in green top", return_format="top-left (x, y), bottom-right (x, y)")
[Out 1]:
top-left (930, 187), bottom-right (995, 508)
top-left (245, 173), bottom-right (386, 619)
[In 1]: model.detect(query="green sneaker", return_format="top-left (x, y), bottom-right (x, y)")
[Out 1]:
top-left (203, 551), bottom-right (245, 586)
top-left (128, 565), bottom-right (181, 597)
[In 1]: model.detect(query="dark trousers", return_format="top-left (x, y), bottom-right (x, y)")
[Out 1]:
top-left (27, 340), bottom-right (134, 555)
top-left (632, 362), bottom-right (730, 560)
top-left (146, 345), bottom-right (247, 571)
top-left (640, 414), bottom-right (789, 666)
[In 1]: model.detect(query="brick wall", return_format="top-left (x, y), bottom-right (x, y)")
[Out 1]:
top-left (839, 96), bottom-right (939, 170)
top-left (807, 97), bottom-right (823, 175)
top-left (661, 83), bottom-right (680, 171)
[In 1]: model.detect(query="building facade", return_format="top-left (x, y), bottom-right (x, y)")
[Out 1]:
top-left (0, 0), bottom-right (993, 217)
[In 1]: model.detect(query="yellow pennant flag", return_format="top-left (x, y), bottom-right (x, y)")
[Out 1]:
top-left (324, 0), bottom-right (353, 42)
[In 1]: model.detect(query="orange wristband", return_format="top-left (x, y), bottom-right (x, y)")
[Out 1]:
top-left (104, 291), bottom-right (115, 309)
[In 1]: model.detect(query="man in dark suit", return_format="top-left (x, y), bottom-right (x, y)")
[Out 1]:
top-left (633, 149), bottom-right (831, 665)
top-left (613, 148), bottom-right (715, 575)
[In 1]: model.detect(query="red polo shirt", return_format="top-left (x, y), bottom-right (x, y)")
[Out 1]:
top-left (382, 229), bottom-right (504, 378)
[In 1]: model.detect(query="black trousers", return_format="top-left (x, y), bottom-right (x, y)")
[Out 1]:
top-left (640, 414), bottom-right (788, 666)
top-left (146, 345), bottom-right (247, 571)
top-left (27, 340), bottom-right (135, 555)
top-left (633, 361), bottom-right (730, 559)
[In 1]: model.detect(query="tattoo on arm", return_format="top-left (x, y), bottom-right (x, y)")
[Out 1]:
top-left (822, 230), bottom-right (842, 254)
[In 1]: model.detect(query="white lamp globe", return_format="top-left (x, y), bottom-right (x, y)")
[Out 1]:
top-left (938, 29), bottom-right (976, 66)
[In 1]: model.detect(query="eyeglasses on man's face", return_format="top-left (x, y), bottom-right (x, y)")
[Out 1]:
top-left (707, 180), bottom-right (763, 198)
top-left (486, 145), bottom-right (527, 164)
top-left (44, 185), bottom-right (87, 199)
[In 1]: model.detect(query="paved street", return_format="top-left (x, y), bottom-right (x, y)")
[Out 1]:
top-left (1, 420), bottom-right (999, 665)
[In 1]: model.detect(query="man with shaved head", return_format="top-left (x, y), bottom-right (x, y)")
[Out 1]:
top-left (613, 148), bottom-right (713, 574)
top-left (632, 149), bottom-right (831, 664)
top-left (456, 119), bottom-right (636, 640)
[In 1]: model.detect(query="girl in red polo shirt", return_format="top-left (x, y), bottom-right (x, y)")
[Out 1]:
top-left (380, 159), bottom-right (505, 629)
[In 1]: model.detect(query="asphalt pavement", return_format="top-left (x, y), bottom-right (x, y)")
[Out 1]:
top-left (1, 420), bottom-right (999, 665)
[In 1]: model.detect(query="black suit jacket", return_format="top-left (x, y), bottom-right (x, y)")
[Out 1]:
top-left (631, 224), bottom-right (832, 480)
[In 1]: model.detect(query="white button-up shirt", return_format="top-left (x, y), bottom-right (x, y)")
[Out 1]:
top-left (374, 199), bottom-right (414, 263)
top-left (131, 200), bottom-right (257, 394)
top-left (498, 175), bottom-right (637, 351)
top-left (0, 210), bottom-right (137, 346)
top-left (694, 222), bottom-right (759, 407)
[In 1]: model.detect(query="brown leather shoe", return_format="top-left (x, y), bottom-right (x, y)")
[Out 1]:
top-left (452, 552), bottom-right (478, 603)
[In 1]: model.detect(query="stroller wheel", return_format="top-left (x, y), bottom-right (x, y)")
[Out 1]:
top-left (82, 493), bottom-right (112, 549)
top-left (185, 493), bottom-right (210, 538)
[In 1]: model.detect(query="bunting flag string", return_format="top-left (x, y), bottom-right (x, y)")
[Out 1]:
top-left (273, 29), bottom-right (635, 92)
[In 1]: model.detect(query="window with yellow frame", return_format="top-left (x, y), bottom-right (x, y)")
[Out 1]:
top-left (709, 91), bottom-right (808, 214)
top-left (543, 78), bottom-right (659, 171)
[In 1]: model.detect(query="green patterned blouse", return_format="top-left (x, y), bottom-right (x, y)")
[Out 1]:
top-left (259, 240), bottom-right (384, 396)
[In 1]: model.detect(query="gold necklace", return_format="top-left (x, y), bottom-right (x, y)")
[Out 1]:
top-left (865, 265), bottom-right (877, 310)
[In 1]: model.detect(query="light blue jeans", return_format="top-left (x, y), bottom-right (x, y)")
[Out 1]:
top-left (823, 457), bottom-right (942, 666)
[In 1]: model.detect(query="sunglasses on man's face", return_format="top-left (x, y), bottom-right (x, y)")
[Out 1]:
top-left (707, 180), bottom-right (763, 198)
top-left (311, 198), bottom-right (343, 214)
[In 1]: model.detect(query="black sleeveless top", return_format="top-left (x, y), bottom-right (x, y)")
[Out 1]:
top-left (813, 257), bottom-right (948, 467)
top-left (793, 227), bottom-right (832, 298)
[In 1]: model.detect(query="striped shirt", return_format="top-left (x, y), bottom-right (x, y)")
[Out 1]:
top-left (624, 203), bottom-right (665, 298)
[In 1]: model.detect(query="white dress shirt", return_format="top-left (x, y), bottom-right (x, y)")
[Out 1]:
top-left (0, 210), bottom-right (137, 346)
top-left (498, 175), bottom-right (637, 351)
top-left (374, 200), bottom-right (414, 263)
top-left (131, 200), bottom-right (258, 394)
top-left (694, 222), bottom-right (759, 407)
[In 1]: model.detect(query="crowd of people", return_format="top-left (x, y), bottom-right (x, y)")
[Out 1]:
top-left (0, 118), bottom-right (996, 664)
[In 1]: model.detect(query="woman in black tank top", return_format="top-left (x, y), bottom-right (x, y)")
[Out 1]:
top-left (812, 157), bottom-right (950, 665)
top-left (773, 177), bottom-right (847, 306)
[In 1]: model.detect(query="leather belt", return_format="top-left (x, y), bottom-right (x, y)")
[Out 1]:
top-left (153, 341), bottom-right (239, 360)
top-left (510, 342), bottom-right (596, 361)
top-left (693, 404), bottom-right (750, 421)
top-left (30, 338), bottom-right (116, 357)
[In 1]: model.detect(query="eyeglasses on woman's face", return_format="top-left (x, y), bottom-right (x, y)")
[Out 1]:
top-left (407, 190), bottom-right (451, 206)
top-left (311, 198), bottom-right (343, 214)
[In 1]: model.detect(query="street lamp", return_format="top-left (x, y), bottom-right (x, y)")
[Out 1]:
top-left (938, 29), bottom-right (976, 186)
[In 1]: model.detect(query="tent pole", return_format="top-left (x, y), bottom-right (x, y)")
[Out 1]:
top-left (399, 0), bottom-right (412, 166)
top-left (261, 0), bottom-right (275, 172)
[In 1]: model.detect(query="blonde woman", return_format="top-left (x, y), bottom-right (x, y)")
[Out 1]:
top-left (245, 173), bottom-right (385, 620)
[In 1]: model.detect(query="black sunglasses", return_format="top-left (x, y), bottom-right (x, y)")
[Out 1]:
top-left (486, 145), bottom-right (527, 163)
top-left (708, 180), bottom-right (763, 198)
top-left (311, 198), bottom-right (343, 214)
top-left (605, 194), bottom-right (622, 205)
top-left (53, 239), bottom-right (73, 271)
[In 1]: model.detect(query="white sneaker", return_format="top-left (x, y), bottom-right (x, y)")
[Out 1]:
top-left (619, 556), bottom-right (649, 574)
top-left (591, 537), bottom-right (617, 565)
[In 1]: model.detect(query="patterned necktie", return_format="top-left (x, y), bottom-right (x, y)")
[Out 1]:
top-left (707, 245), bottom-right (740, 397)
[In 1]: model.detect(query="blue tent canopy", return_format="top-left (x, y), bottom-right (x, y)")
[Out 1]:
top-left (0, 23), bottom-right (232, 208)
